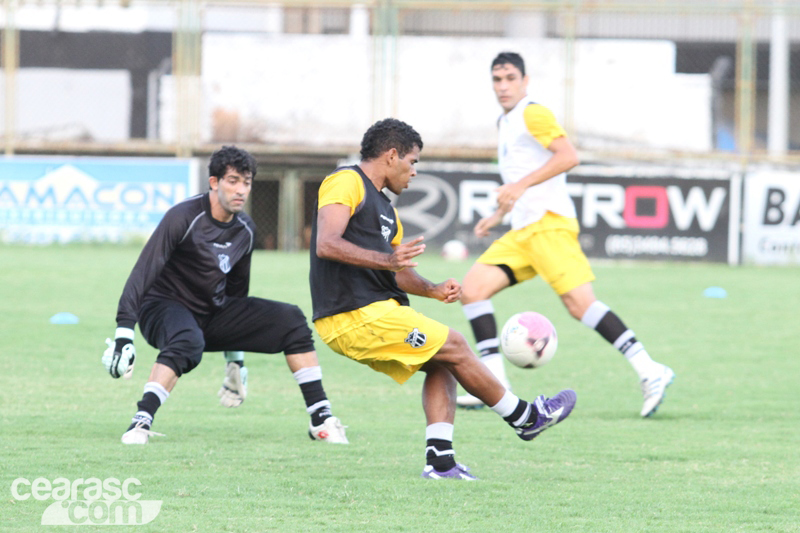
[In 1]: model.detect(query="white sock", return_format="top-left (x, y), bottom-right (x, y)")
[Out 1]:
top-left (627, 348), bottom-right (656, 379)
top-left (613, 331), bottom-right (655, 378)
top-left (582, 302), bottom-right (656, 379)
top-left (293, 366), bottom-right (322, 384)
top-left (489, 390), bottom-right (520, 418)
top-left (143, 381), bottom-right (170, 404)
top-left (425, 422), bottom-right (454, 442)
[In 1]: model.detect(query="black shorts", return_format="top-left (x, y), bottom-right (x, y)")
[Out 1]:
top-left (138, 297), bottom-right (315, 377)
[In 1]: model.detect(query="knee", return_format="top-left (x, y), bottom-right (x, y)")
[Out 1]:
top-left (460, 276), bottom-right (495, 304)
top-left (460, 284), bottom-right (483, 305)
top-left (176, 327), bottom-right (205, 354)
top-left (561, 284), bottom-right (596, 321)
top-left (437, 330), bottom-right (474, 365)
top-left (158, 328), bottom-right (205, 376)
top-left (285, 304), bottom-right (307, 324)
top-left (282, 305), bottom-right (315, 355)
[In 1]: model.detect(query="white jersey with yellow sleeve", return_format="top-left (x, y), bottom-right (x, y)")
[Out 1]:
top-left (497, 96), bottom-right (576, 229)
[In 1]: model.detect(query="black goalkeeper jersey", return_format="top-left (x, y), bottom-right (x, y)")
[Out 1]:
top-left (116, 193), bottom-right (255, 329)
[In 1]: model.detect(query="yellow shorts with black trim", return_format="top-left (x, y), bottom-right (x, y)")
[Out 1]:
top-left (477, 211), bottom-right (595, 295)
top-left (314, 299), bottom-right (449, 385)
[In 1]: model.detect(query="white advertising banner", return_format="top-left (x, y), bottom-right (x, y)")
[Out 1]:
top-left (743, 170), bottom-right (800, 265)
top-left (0, 157), bottom-right (198, 244)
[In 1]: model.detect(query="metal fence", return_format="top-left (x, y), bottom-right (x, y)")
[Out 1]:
top-left (3, 1), bottom-right (800, 250)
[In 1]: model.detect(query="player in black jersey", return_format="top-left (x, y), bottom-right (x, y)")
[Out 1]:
top-left (310, 119), bottom-right (575, 479)
top-left (102, 146), bottom-right (347, 445)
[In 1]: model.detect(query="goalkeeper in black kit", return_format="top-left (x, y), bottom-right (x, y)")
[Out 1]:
top-left (102, 145), bottom-right (347, 445)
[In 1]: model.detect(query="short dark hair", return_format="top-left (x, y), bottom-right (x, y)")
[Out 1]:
top-left (208, 145), bottom-right (257, 180)
top-left (360, 118), bottom-right (423, 161)
top-left (491, 52), bottom-right (525, 77)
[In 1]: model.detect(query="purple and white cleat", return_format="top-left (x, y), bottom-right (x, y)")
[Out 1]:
top-left (516, 389), bottom-right (577, 441)
top-left (421, 463), bottom-right (478, 481)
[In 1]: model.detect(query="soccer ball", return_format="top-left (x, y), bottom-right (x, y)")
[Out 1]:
top-left (441, 239), bottom-right (468, 261)
top-left (500, 312), bottom-right (558, 369)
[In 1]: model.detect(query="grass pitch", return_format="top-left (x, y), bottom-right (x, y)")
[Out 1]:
top-left (1, 245), bottom-right (798, 532)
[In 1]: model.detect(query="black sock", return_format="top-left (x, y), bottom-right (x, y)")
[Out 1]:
top-left (300, 380), bottom-right (332, 426)
top-left (426, 439), bottom-right (457, 472)
top-left (594, 310), bottom-right (630, 344)
top-left (299, 380), bottom-right (327, 407)
top-left (469, 313), bottom-right (499, 357)
top-left (503, 399), bottom-right (534, 428)
top-left (126, 392), bottom-right (161, 431)
top-left (293, 365), bottom-right (334, 426)
top-left (310, 405), bottom-right (332, 427)
top-left (137, 391), bottom-right (161, 417)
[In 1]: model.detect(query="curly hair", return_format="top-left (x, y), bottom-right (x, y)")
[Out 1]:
top-left (360, 118), bottom-right (423, 161)
top-left (208, 145), bottom-right (257, 180)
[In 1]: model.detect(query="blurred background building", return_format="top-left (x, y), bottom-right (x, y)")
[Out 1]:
top-left (2, 1), bottom-right (799, 262)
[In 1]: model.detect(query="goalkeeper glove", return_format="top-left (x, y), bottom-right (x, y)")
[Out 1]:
top-left (102, 327), bottom-right (136, 379)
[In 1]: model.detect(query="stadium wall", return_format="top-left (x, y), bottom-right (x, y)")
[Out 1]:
top-left (187, 33), bottom-right (711, 153)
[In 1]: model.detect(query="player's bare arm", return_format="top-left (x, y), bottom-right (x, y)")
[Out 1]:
top-left (316, 203), bottom-right (425, 271)
top-left (396, 268), bottom-right (462, 303)
top-left (495, 136), bottom-right (580, 211)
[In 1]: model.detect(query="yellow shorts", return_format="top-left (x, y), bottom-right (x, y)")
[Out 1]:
top-left (314, 299), bottom-right (449, 384)
top-left (477, 212), bottom-right (595, 295)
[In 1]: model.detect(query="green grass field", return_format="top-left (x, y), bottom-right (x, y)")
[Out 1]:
top-left (1, 245), bottom-right (798, 532)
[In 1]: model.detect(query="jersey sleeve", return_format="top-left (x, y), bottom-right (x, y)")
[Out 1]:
top-left (391, 208), bottom-right (404, 246)
top-left (115, 206), bottom-right (188, 329)
top-left (317, 169), bottom-right (365, 216)
top-left (523, 104), bottom-right (567, 149)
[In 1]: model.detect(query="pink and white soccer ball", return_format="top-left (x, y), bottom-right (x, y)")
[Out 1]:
top-left (500, 312), bottom-right (558, 368)
top-left (441, 239), bottom-right (468, 261)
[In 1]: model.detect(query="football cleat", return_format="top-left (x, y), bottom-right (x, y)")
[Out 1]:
top-left (640, 364), bottom-right (675, 417)
top-left (218, 362), bottom-right (248, 408)
top-left (515, 390), bottom-right (577, 441)
top-left (121, 421), bottom-right (165, 445)
top-left (421, 463), bottom-right (478, 481)
top-left (308, 416), bottom-right (349, 444)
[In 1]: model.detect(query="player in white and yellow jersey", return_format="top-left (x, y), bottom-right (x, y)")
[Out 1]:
top-left (456, 52), bottom-right (674, 417)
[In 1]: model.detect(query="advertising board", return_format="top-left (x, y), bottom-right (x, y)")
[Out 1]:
top-left (0, 157), bottom-right (197, 244)
top-left (394, 165), bottom-right (739, 264)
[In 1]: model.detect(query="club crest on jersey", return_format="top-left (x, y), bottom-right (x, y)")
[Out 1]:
top-left (404, 328), bottom-right (427, 348)
top-left (381, 225), bottom-right (391, 241)
top-left (218, 253), bottom-right (231, 273)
